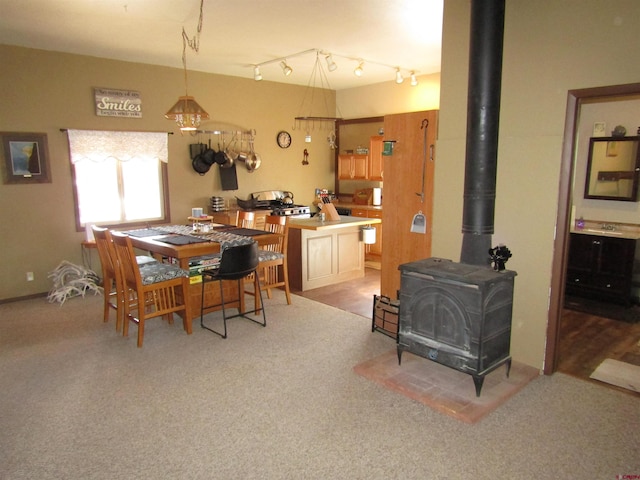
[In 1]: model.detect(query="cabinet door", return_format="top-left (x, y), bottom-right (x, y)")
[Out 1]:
top-left (368, 210), bottom-right (383, 256)
top-left (368, 135), bottom-right (384, 180)
top-left (338, 155), bottom-right (354, 179)
top-left (567, 234), bottom-right (596, 274)
top-left (352, 155), bottom-right (368, 179)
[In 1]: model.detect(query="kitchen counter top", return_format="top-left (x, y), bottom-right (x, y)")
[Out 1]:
top-left (332, 202), bottom-right (383, 212)
top-left (289, 215), bottom-right (381, 231)
top-left (570, 220), bottom-right (640, 240)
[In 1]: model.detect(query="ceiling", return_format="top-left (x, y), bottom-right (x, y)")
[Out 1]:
top-left (0, 0), bottom-right (443, 91)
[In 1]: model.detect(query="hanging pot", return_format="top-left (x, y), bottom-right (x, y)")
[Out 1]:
top-left (192, 154), bottom-right (211, 175)
top-left (201, 146), bottom-right (216, 166)
top-left (245, 152), bottom-right (261, 172)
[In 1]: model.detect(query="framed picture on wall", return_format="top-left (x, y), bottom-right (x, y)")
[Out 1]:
top-left (592, 122), bottom-right (606, 137)
top-left (1, 132), bottom-right (51, 184)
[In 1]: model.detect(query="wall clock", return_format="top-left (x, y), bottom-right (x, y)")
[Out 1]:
top-left (276, 131), bottom-right (292, 149)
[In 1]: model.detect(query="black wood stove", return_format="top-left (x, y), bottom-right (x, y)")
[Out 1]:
top-left (397, 258), bottom-right (516, 396)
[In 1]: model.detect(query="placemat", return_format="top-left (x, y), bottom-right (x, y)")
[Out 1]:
top-left (228, 227), bottom-right (269, 236)
top-left (122, 228), bottom-right (165, 237)
top-left (157, 235), bottom-right (210, 245)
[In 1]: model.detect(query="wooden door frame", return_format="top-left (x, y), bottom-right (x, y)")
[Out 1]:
top-left (544, 82), bottom-right (640, 375)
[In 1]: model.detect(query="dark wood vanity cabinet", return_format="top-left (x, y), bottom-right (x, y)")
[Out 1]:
top-left (566, 233), bottom-right (635, 305)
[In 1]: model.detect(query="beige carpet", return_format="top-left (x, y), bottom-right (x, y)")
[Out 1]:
top-left (590, 358), bottom-right (640, 393)
top-left (354, 350), bottom-right (540, 424)
top-left (1, 291), bottom-right (639, 479)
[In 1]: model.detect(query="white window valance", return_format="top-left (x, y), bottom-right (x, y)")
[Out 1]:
top-left (67, 129), bottom-right (168, 164)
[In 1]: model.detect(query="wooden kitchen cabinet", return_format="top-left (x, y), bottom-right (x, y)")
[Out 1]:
top-left (210, 209), bottom-right (270, 230)
top-left (338, 154), bottom-right (368, 180)
top-left (368, 135), bottom-right (384, 181)
top-left (565, 232), bottom-right (635, 305)
top-left (351, 207), bottom-right (383, 261)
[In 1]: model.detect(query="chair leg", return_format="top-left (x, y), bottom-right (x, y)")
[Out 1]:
top-left (282, 263), bottom-right (292, 305)
top-left (200, 276), bottom-right (227, 339)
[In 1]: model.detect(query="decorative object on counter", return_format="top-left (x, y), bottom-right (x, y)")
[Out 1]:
top-left (488, 245), bottom-right (512, 271)
top-left (611, 125), bottom-right (627, 137)
top-left (164, 0), bottom-right (209, 131)
top-left (575, 216), bottom-right (585, 230)
top-left (352, 188), bottom-right (373, 205)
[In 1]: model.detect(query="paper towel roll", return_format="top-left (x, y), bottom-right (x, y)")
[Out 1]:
top-left (362, 226), bottom-right (376, 244)
top-left (372, 188), bottom-right (382, 206)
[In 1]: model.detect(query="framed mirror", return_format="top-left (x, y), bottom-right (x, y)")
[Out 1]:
top-left (584, 136), bottom-right (640, 201)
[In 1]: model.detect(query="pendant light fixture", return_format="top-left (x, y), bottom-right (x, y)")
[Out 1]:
top-left (165, 0), bottom-right (210, 131)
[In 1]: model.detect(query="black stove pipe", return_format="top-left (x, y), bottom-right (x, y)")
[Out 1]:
top-left (460, 0), bottom-right (505, 266)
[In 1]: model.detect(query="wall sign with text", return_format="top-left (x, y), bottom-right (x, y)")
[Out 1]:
top-left (94, 88), bottom-right (142, 118)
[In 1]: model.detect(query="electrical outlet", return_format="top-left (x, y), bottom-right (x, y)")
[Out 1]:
top-left (26, 272), bottom-right (34, 282)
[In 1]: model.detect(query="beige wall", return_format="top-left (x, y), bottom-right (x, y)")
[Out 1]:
top-left (435, 0), bottom-right (640, 369)
top-left (0, 45), bottom-right (335, 300)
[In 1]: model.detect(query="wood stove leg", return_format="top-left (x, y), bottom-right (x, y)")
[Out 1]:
top-left (505, 357), bottom-right (512, 378)
top-left (472, 375), bottom-right (484, 397)
top-left (397, 347), bottom-right (403, 365)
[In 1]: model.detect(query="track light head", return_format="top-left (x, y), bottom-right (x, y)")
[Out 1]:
top-left (280, 60), bottom-right (293, 76)
top-left (253, 66), bottom-right (263, 81)
top-left (395, 68), bottom-right (404, 84)
top-left (354, 61), bottom-right (364, 77)
top-left (325, 54), bottom-right (337, 72)
top-left (410, 71), bottom-right (418, 86)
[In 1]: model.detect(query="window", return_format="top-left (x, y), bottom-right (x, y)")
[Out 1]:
top-left (67, 130), bottom-right (170, 230)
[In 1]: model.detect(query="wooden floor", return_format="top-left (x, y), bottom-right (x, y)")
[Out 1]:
top-left (294, 267), bottom-right (640, 396)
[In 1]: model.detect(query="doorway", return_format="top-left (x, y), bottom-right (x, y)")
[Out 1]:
top-left (544, 82), bottom-right (640, 375)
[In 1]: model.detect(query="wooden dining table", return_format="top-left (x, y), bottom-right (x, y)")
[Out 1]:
top-left (124, 224), bottom-right (281, 323)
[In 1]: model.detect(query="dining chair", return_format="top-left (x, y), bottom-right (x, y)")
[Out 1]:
top-left (246, 215), bottom-right (292, 312)
top-left (111, 231), bottom-right (191, 347)
top-left (236, 210), bottom-right (255, 229)
top-left (92, 226), bottom-right (157, 332)
top-left (200, 241), bottom-right (266, 339)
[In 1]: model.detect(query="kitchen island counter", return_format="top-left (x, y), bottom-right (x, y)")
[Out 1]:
top-left (289, 215), bottom-right (380, 231)
top-left (288, 215), bottom-right (380, 291)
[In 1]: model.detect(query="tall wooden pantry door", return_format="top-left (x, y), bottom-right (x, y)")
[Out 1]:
top-left (380, 110), bottom-right (438, 299)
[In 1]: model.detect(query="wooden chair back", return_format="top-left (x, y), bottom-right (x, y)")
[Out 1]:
top-left (237, 210), bottom-right (255, 229)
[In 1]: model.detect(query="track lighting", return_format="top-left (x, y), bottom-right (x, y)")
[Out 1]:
top-left (250, 49), bottom-right (418, 86)
top-left (325, 54), bottom-right (337, 72)
top-left (280, 60), bottom-right (293, 76)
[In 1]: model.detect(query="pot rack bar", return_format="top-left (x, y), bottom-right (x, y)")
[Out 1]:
top-left (195, 129), bottom-right (255, 136)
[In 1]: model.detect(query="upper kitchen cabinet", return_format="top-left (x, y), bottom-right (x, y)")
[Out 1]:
top-left (337, 135), bottom-right (384, 181)
top-left (584, 136), bottom-right (640, 201)
top-left (368, 135), bottom-right (384, 181)
top-left (338, 154), bottom-right (368, 180)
